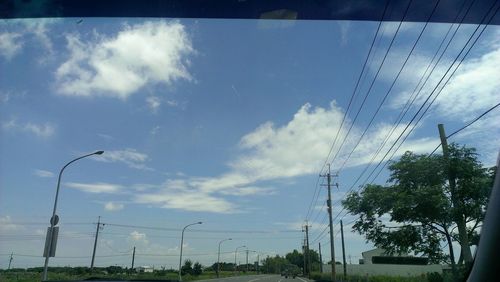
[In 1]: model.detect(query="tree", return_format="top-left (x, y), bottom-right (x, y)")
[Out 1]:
top-left (285, 250), bottom-right (303, 269)
top-left (192, 262), bottom-right (203, 276)
top-left (342, 144), bottom-right (494, 269)
top-left (181, 259), bottom-right (193, 275)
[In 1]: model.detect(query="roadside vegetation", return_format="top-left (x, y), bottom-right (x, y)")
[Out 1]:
top-left (0, 266), bottom-right (258, 282)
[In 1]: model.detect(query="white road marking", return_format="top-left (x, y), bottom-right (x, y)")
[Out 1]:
top-left (297, 277), bottom-right (309, 282)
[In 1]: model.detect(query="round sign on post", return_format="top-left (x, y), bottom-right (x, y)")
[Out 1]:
top-left (50, 214), bottom-right (59, 226)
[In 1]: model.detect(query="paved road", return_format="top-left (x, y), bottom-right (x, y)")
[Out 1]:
top-left (197, 274), bottom-right (312, 282)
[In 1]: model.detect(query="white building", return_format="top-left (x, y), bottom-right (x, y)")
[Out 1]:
top-left (360, 248), bottom-right (409, 264)
top-left (322, 248), bottom-right (444, 277)
top-left (135, 266), bottom-right (154, 273)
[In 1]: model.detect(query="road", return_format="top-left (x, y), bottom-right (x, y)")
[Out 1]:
top-left (197, 275), bottom-right (312, 282)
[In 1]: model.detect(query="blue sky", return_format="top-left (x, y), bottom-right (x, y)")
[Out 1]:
top-left (0, 18), bottom-right (499, 269)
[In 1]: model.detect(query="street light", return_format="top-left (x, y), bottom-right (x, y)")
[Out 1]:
top-left (217, 238), bottom-right (232, 278)
top-left (42, 150), bottom-right (104, 281)
top-left (234, 245), bottom-right (246, 274)
top-left (178, 221), bottom-right (202, 282)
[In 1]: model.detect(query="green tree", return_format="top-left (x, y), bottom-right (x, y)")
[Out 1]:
top-left (261, 255), bottom-right (289, 274)
top-left (342, 144), bottom-right (494, 269)
top-left (192, 262), bottom-right (203, 276)
top-left (181, 259), bottom-right (193, 275)
top-left (285, 249), bottom-right (303, 269)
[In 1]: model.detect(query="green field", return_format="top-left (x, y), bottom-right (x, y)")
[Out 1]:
top-left (0, 270), bottom-right (256, 282)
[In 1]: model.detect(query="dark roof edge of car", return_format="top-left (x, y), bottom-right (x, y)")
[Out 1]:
top-left (1, 0), bottom-right (499, 25)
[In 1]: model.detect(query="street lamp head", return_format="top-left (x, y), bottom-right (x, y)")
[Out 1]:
top-left (94, 150), bottom-right (104, 155)
top-left (197, 221), bottom-right (203, 224)
top-left (228, 238), bottom-right (233, 240)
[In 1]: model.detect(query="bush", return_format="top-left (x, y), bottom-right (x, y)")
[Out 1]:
top-left (427, 272), bottom-right (443, 282)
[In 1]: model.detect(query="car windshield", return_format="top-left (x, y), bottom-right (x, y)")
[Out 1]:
top-left (1, 3), bottom-right (499, 282)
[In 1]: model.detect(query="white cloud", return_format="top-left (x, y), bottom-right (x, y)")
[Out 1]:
top-left (435, 41), bottom-right (500, 121)
top-left (104, 201), bottom-right (124, 211)
top-left (338, 21), bottom-right (350, 46)
top-left (92, 148), bottom-right (151, 170)
top-left (135, 187), bottom-right (236, 214)
top-left (65, 182), bottom-right (122, 194)
top-left (1, 119), bottom-right (55, 138)
top-left (132, 101), bottom-right (437, 214)
top-left (34, 169), bottom-right (54, 178)
top-left (128, 231), bottom-right (149, 245)
top-left (146, 96), bottom-right (161, 112)
top-left (97, 133), bottom-right (114, 141)
top-left (388, 31), bottom-right (500, 164)
top-left (24, 122), bottom-right (55, 138)
top-left (151, 126), bottom-right (161, 135)
top-left (0, 19), bottom-right (57, 61)
top-left (0, 216), bottom-right (22, 232)
top-left (219, 186), bottom-right (276, 196)
top-left (0, 32), bottom-right (22, 60)
top-left (56, 21), bottom-right (193, 98)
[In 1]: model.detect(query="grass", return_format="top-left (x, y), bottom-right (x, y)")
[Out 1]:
top-left (309, 272), bottom-right (448, 282)
top-left (0, 270), bottom-right (260, 282)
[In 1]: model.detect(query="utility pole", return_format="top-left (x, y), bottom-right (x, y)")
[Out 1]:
top-left (321, 164), bottom-right (336, 281)
top-left (340, 220), bottom-right (347, 278)
top-left (302, 239), bottom-right (307, 276)
top-left (245, 250), bottom-right (249, 272)
top-left (8, 252), bottom-right (13, 270)
top-left (131, 246), bottom-right (136, 273)
top-left (438, 124), bottom-right (468, 280)
top-left (90, 216), bottom-right (103, 271)
top-left (319, 243), bottom-right (323, 273)
top-left (257, 254), bottom-right (260, 273)
top-left (305, 223), bottom-right (311, 278)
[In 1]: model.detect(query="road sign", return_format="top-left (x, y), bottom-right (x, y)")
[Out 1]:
top-left (43, 226), bottom-right (59, 257)
top-left (50, 215), bottom-right (59, 226)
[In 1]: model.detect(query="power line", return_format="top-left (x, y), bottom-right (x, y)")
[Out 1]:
top-left (369, 1), bottom-right (500, 183)
top-left (333, 0), bottom-right (475, 207)
top-left (336, 0), bottom-right (444, 173)
top-left (332, 0), bottom-right (499, 223)
top-left (328, 0), bottom-right (415, 170)
top-left (305, 0), bottom-right (391, 222)
top-left (101, 222), bottom-right (300, 234)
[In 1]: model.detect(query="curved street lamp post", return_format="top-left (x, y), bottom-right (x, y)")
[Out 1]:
top-left (42, 151), bottom-right (104, 281)
top-left (217, 238), bottom-right (232, 277)
top-left (178, 222), bottom-right (202, 282)
top-left (234, 245), bottom-right (246, 274)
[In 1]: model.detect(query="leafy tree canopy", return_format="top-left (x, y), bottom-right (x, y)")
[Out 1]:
top-left (342, 144), bottom-right (495, 265)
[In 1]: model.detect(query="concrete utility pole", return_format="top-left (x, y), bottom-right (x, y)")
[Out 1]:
top-left (319, 243), bottom-right (323, 273)
top-left (90, 216), bottom-right (103, 271)
top-left (8, 252), bottom-right (13, 270)
top-left (302, 239), bottom-right (307, 276)
top-left (321, 164), bottom-right (336, 281)
top-left (131, 246), bottom-right (136, 272)
top-left (340, 220), bottom-right (347, 278)
top-left (304, 223), bottom-right (311, 278)
top-left (257, 254), bottom-right (260, 273)
top-left (438, 124), bottom-right (470, 280)
top-left (245, 250), bottom-right (249, 272)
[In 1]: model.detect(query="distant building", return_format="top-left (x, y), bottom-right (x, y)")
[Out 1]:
top-left (323, 248), bottom-right (442, 276)
top-left (135, 266), bottom-right (154, 273)
top-left (362, 248), bottom-right (428, 265)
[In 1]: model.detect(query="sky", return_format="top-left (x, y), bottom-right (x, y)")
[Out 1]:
top-left (0, 17), bottom-right (499, 269)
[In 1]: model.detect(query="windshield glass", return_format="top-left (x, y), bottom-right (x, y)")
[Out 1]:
top-left (0, 12), bottom-right (498, 282)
